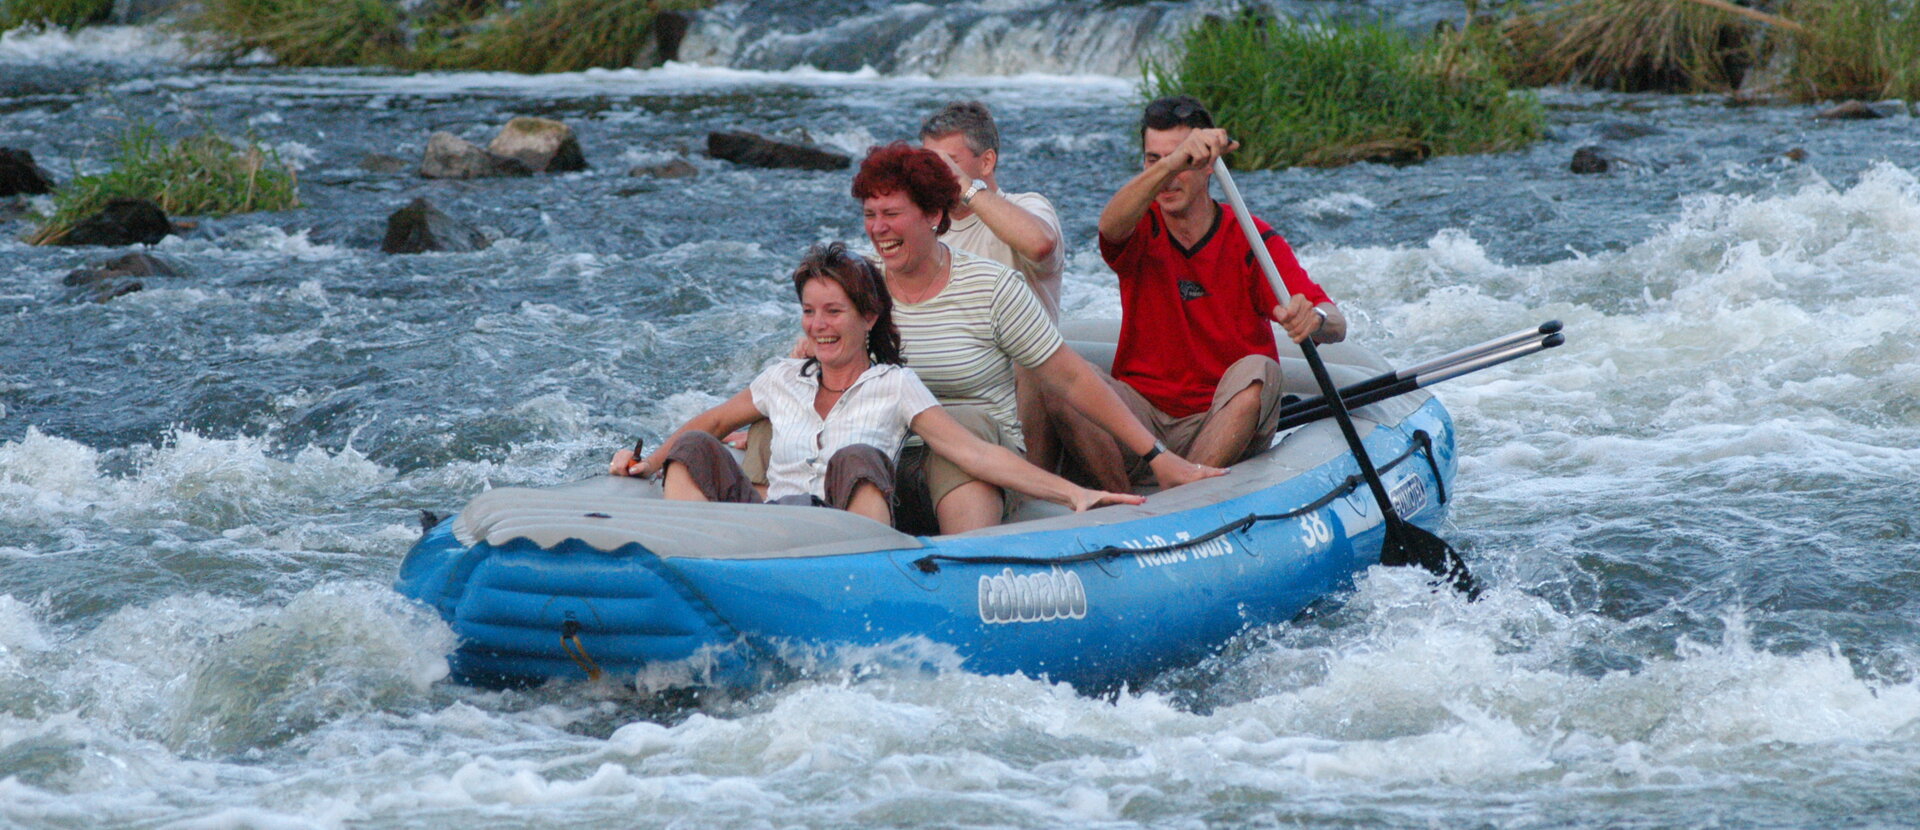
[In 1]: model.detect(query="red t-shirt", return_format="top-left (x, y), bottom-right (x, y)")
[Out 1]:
top-left (1100, 201), bottom-right (1330, 418)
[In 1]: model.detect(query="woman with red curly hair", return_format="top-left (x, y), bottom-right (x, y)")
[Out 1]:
top-left (853, 142), bottom-right (1222, 534)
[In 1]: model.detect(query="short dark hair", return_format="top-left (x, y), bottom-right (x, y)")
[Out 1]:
top-left (919, 100), bottom-right (999, 155)
top-left (1141, 95), bottom-right (1213, 139)
top-left (791, 241), bottom-right (904, 366)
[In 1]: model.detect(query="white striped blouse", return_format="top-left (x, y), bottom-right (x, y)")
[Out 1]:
top-left (749, 359), bottom-right (939, 501)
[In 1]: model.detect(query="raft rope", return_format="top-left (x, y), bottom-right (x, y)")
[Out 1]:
top-left (559, 619), bottom-right (605, 682)
top-left (912, 430), bottom-right (1443, 574)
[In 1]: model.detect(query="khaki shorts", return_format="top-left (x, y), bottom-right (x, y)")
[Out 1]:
top-left (1107, 354), bottom-right (1285, 481)
top-left (892, 404), bottom-right (1025, 534)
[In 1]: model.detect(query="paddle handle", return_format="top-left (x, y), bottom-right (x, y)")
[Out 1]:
top-left (1211, 158), bottom-right (1401, 523)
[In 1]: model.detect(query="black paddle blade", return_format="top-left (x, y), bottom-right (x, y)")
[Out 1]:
top-left (1381, 519), bottom-right (1479, 599)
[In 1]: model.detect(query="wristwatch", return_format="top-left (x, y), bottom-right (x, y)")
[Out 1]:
top-left (1140, 439), bottom-right (1168, 465)
top-left (962, 178), bottom-right (988, 205)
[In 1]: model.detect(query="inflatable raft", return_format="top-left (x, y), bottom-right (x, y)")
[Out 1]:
top-left (394, 322), bottom-right (1456, 691)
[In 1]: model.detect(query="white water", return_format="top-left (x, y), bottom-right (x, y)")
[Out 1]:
top-left (4, 10), bottom-right (1920, 822)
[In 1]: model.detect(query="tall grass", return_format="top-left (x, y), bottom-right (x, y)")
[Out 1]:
top-left (423, 0), bottom-right (708, 73)
top-left (189, 0), bottom-right (709, 71)
top-left (1503, 0), bottom-right (1755, 92)
top-left (28, 124), bottom-right (299, 246)
top-left (0, 0), bottom-right (111, 31)
top-left (189, 0), bottom-right (405, 66)
top-left (1777, 0), bottom-right (1920, 101)
top-left (1144, 12), bottom-right (1543, 169)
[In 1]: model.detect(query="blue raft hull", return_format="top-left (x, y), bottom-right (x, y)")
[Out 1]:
top-left (394, 395), bottom-right (1456, 692)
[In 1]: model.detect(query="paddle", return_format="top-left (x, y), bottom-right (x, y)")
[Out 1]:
top-left (1212, 157), bottom-right (1477, 596)
top-left (1281, 320), bottom-right (1562, 417)
top-left (1277, 328), bottom-right (1564, 431)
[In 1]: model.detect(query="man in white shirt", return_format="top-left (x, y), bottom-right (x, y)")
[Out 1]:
top-left (920, 102), bottom-right (1121, 489)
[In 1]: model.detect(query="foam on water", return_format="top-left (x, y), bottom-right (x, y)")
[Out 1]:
top-left (0, 427), bottom-right (392, 533)
top-left (0, 25), bottom-right (189, 65)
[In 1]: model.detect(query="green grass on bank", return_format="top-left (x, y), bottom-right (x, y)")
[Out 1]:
top-left (189, 0), bottom-right (406, 66)
top-left (418, 0), bottom-right (710, 73)
top-left (28, 124), bottom-right (300, 246)
top-left (1504, 0), bottom-right (1752, 92)
top-left (1145, 12), bottom-right (1543, 169)
top-left (188, 0), bottom-right (709, 72)
top-left (1503, 0), bottom-right (1920, 100)
top-left (0, 0), bottom-right (112, 31)
top-left (1777, 0), bottom-right (1920, 101)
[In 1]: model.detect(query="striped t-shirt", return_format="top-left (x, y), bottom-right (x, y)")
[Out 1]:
top-left (749, 359), bottom-right (939, 501)
top-left (884, 244), bottom-right (1064, 447)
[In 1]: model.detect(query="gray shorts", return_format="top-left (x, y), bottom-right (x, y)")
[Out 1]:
top-left (665, 431), bottom-right (895, 509)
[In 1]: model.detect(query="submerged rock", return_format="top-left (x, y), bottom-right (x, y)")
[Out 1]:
top-left (62, 252), bottom-right (183, 302)
top-left (1, 148), bottom-right (55, 196)
top-left (359, 153), bottom-right (411, 174)
top-left (487, 117), bottom-right (587, 174)
top-left (1570, 146), bottom-right (1610, 174)
top-left (1784, 147), bottom-right (1809, 162)
top-left (629, 158), bottom-right (699, 179)
top-left (419, 132), bottom-right (531, 179)
top-left (55, 198), bottom-right (172, 246)
top-left (1816, 100), bottom-right (1885, 120)
top-left (707, 131), bottom-right (850, 171)
top-left (1596, 121), bottom-right (1664, 141)
top-left (382, 197), bottom-right (490, 254)
top-left (62, 252), bottom-right (181, 285)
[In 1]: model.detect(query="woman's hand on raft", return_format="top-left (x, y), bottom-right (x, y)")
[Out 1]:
top-left (1069, 487), bottom-right (1147, 512)
top-left (609, 449), bottom-right (652, 478)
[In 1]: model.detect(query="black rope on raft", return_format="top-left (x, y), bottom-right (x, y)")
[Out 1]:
top-left (911, 431), bottom-right (1437, 574)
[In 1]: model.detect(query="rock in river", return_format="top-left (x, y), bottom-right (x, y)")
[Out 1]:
top-left (420, 132), bottom-right (531, 179)
top-left (382, 196), bottom-right (490, 254)
top-left (487, 117), bottom-right (587, 174)
top-left (707, 131), bottom-right (850, 171)
top-left (54, 198), bottom-right (172, 246)
top-left (1, 148), bottom-right (56, 196)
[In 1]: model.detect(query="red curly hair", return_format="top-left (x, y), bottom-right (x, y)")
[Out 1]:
top-left (851, 142), bottom-right (958, 235)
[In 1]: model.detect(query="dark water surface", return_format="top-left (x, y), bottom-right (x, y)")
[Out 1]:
top-left (2, 7), bottom-right (1919, 827)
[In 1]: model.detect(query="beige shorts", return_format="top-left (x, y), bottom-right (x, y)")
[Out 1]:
top-left (1107, 354), bottom-right (1285, 480)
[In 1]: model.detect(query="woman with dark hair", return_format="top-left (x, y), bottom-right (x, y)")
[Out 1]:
top-left (611, 242), bottom-right (1141, 525)
top-left (852, 143), bottom-right (1222, 534)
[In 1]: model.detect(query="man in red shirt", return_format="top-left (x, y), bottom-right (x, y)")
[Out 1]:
top-left (1086, 96), bottom-right (1348, 483)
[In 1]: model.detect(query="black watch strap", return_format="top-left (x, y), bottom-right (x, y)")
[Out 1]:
top-left (1140, 439), bottom-right (1167, 465)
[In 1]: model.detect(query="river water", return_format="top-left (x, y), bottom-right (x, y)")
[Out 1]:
top-left (2, 3), bottom-right (1919, 826)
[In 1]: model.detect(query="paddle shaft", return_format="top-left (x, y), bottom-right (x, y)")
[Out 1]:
top-left (1277, 332), bottom-right (1564, 430)
top-left (1211, 159), bottom-right (1406, 530)
top-left (1281, 322), bottom-right (1560, 419)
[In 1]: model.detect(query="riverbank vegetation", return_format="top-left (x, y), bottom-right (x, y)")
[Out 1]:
top-left (27, 124), bottom-right (299, 245)
top-left (185, 0), bottom-right (708, 72)
top-left (0, 0), bottom-right (111, 31)
top-left (1145, 11), bottom-right (1543, 168)
top-left (1776, 0), bottom-right (1920, 101)
top-left (1501, 0), bottom-right (1920, 100)
top-left (1142, 0), bottom-right (1917, 169)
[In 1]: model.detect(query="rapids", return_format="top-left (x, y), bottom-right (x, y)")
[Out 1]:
top-left (2, 2), bottom-right (1918, 826)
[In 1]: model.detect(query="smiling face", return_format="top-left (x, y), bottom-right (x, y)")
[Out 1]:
top-left (801, 275), bottom-right (876, 372)
top-left (1143, 125), bottom-right (1212, 220)
top-left (861, 190), bottom-right (941, 277)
